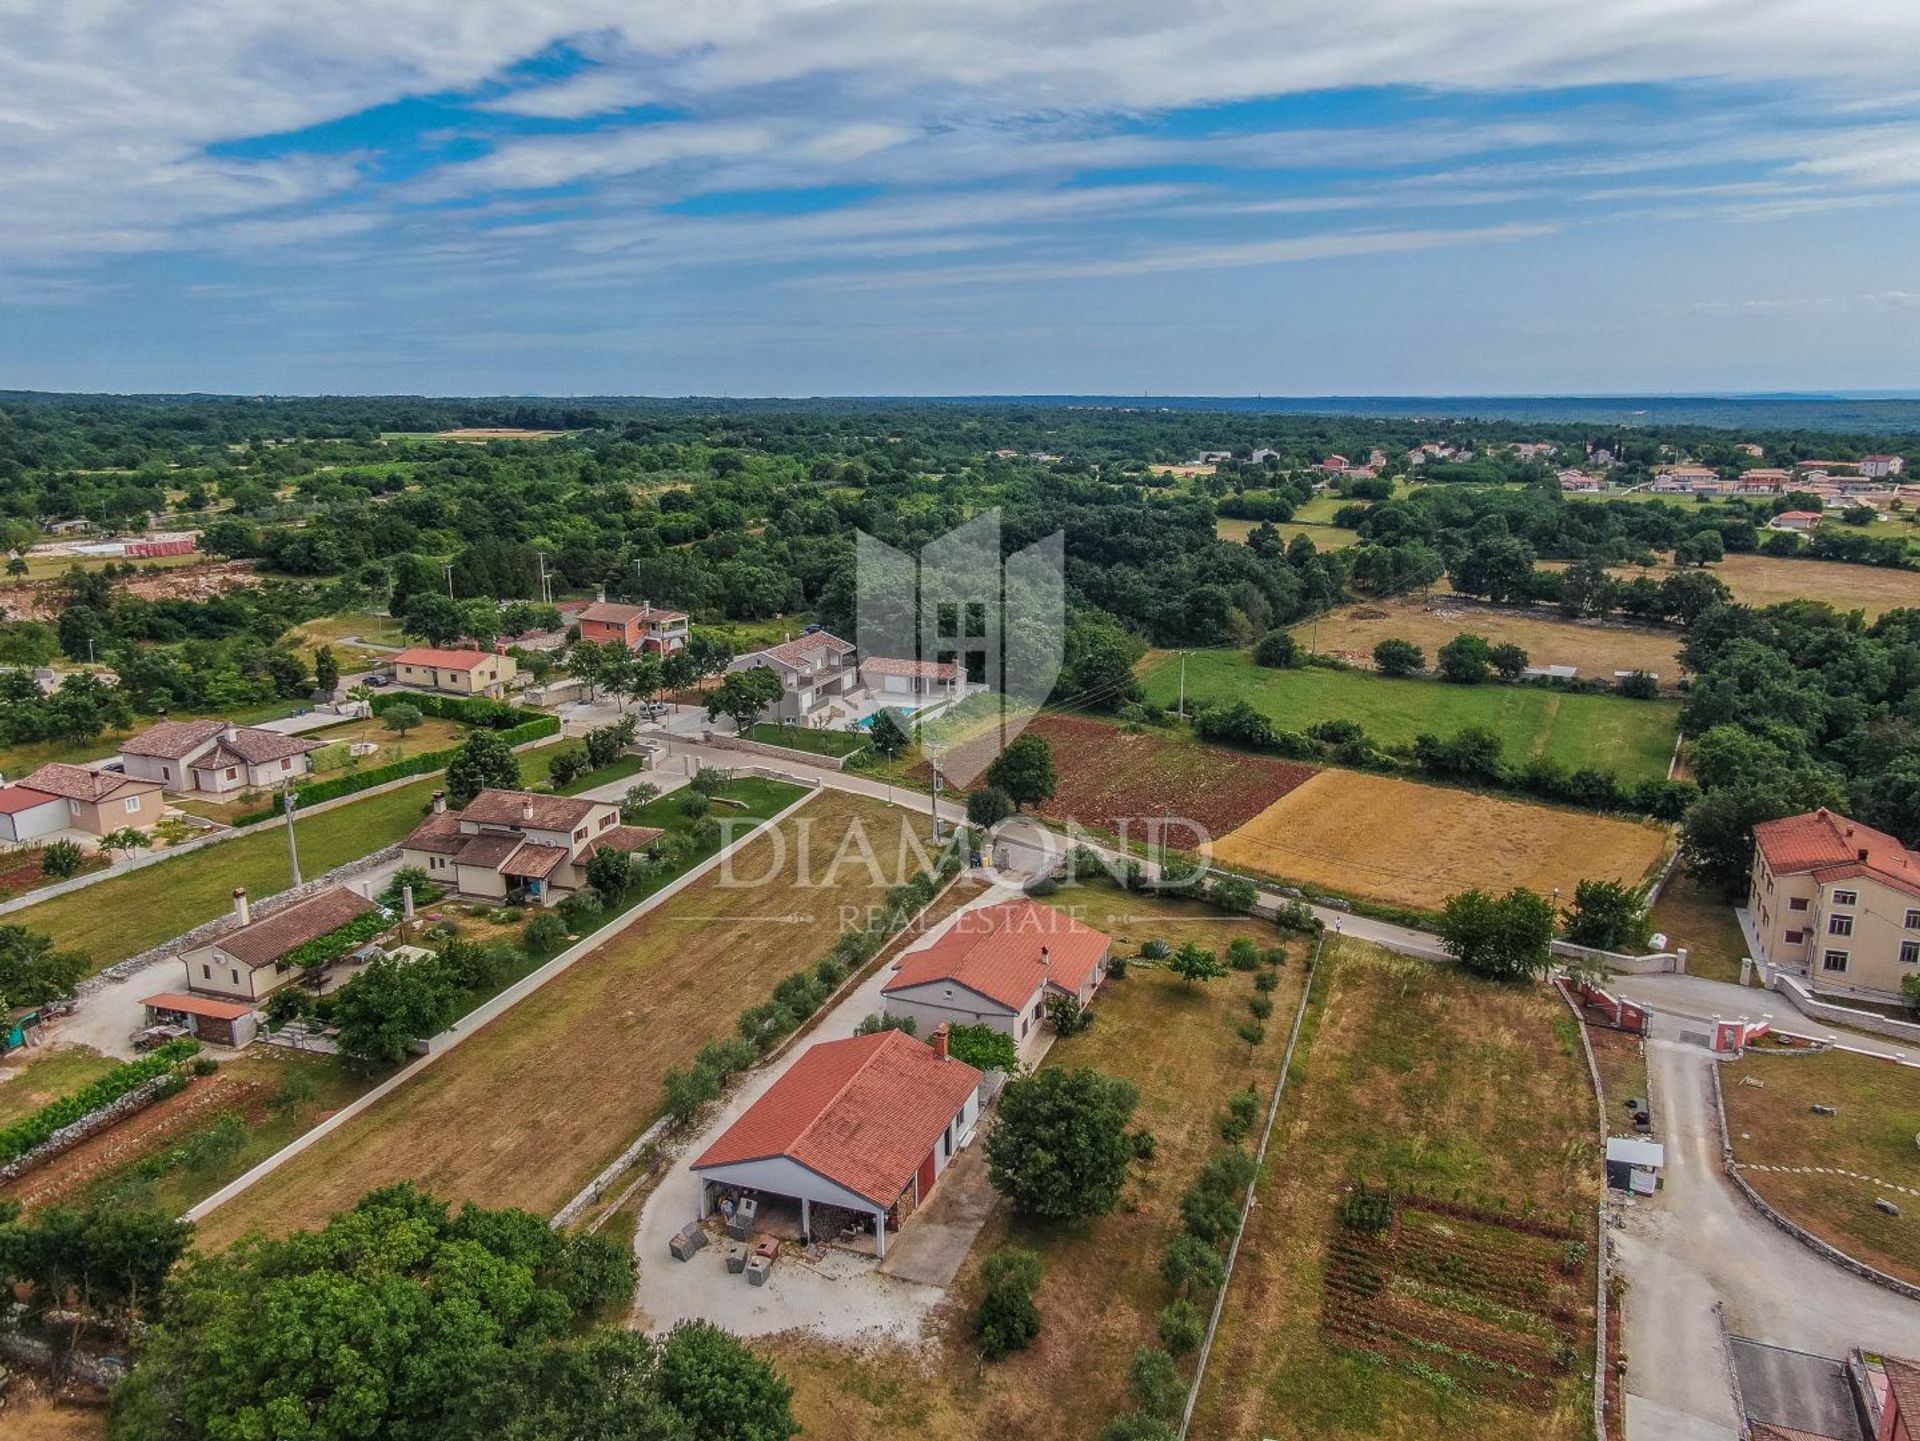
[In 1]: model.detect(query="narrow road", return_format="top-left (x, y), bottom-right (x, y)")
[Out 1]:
top-left (1610, 972), bottom-right (1917, 1061)
top-left (1615, 1015), bottom-right (1920, 1438)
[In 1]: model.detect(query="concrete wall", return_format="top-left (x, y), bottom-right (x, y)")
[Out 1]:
top-left (1766, 969), bottom-right (1920, 1044)
top-left (882, 981), bottom-right (1024, 1040)
top-left (0, 796), bottom-right (70, 843)
top-left (701, 731), bottom-right (860, 771)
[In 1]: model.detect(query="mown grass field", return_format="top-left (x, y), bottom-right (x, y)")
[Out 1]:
top-left (1141, 649), bottom-right (1680, 784)
top-left (1723, 1047), bottom-right (1920, 1285)
top-left (771, 881), bottom-right (1310, 1440)
top-left (1216, 518), bottom-right (1361, 550)
top-left (7, 740), bottom-right (585, 972)
top-left (195, 785), bottom-right (932, 1246)
top-left (1293, 596), bottom-right (1684, 685)
top-left (1209, 769), bottom-right (1671, 912)
top-left (748, 720), bottom-right (869, 757)
top-left (0, 1045), bottom-right (120, 1126)
top-left (1190, 940), bottom-right (1600, 1441)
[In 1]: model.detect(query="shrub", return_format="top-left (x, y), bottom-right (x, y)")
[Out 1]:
top-left (263, 988), bottom-right (312, 1028)
top-left (1130, 1128), bottom-right (1158, 1162)
top-left (695, 1035), bottom-right (759, 1083)
top-left (39, 839), bottom-right (85, 879)
top-left (1218, 1087), bottom-right (1260, 1144)
top-left (1182, 1148), bottom-right (1257, 1244)
top-left (814, 955), bottom-right (849, 988)
top-left (1046, 992), bottom-right (1092, 1035)
top-left (0, 1040), bottom-right (200, 1163)
top-left (854, 1012), bottom-right (916, 1037)
top-left (1227, 937), bottom-right (1261, 971)
top-left (677, 789), bottom-right (710, 819)
top-left (1103, 1414), bottom-right (1178, 1441)
top-left (977, 1247), bottom-right (1044, 1360)
top-left (1372, 637), bottom-right (1425, 676)
top-left (1160, 1233), bottom-right (1227, 1295)
top-left (1247, 995), bottom-right (1273, 1021)
top-left (1107, 954), bottom-right (1129, 980)
top-left (1206, 874), bottom-right (1257, 916)
top-left (1253, 629), bottom-right (1301, 668)
top-left (1272, 900), bottom-right (1321, 934)
top-left (1157, 1299), bottom-right (1205, 1357)
top-left (1339, 1186), bottom-right (1394, 1232)
top-left (1128, 1346), bottom-right (1185, 1421)
top-left (1236, 1020), bottom-right (1267, 1047)
top-left (522, 911), bottom-right (570, 951)
top-left (1140, 939), bottom-right (1171, 961)
top-left (947, 1022), bottom-right (1019, 1071)
top-left (1253, 970), bottom-right (1279, 994)
top-left (556, 890), bottom-right (603, 930)
top-left (1264, 945), bottom-right (1288, 967)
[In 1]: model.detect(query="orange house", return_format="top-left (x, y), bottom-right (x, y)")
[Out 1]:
top-left (577, 599), bottom-right (689, 654)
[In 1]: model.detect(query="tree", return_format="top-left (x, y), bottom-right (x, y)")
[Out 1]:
top-left (967, 786), bottom-right (1015, 830)
top-left (1489, 642), bottom-right (1530, 680)
top-left (653, 1319), bottom-right (799, 1441)
top-left (1372, 637), bottom-right (1425, 676)
top-left (586, 847), bottom-right (634, 903)
top-left (3, 1201), bottom-right (189, 1367)
top-left (1160, 1233), bottom-right (1226, 1296)
top-left (1157, 1297), bottom-right (1205, 1356)
top-left (1438, 887), bottom-right (1556, 982)
top-left (946, 1022), bottom-right (1019, 1071)
top-left (976, 1247), bottom-right (1044, 1360)
top-left (566, 639), bottom-right (617, 702)
top-left (313, 644), bottom-right (340, 696)
top-left (985, 733), bottom-right (1057, 811)
top-left (1676, 529), bottom-right (1726, 567)
top-left (107, 1184), bottom-right (652, 1441)
top-left (1563, 879), bottom-right (1652, 953)
top-left (704, 667), bottom-right (784, 732)
top-left (1253, 630), bottom-right (1301, 668)
top-left (867, 708), bottom-right (910, 759)
top-left (1167, 939), bottom-right (1227, 988)
top-left (445, 729), bottom-right (520, 807)
top-left (331, 953), bottom-right (460, 1069)
top-left (1436, 633), bottom-right (1494, 684)
top-left (1103, 1415), bottom-right (1178, 1441)
top-left (380, 701), bottom-right (424, 740)
top-left (1128, 1346), bottom-right (1185, 1421)
top-left (986, 1066), bottom-right (1140, 1222)
top-left (0, 924), bottom-right (89, 1008)
top-left (401, 592), bottom-right (465, 647)
top-left (97, 827), bottom-right (151, 861)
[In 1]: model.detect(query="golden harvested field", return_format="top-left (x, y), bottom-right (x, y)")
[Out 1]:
top-left (1535, 553), bottom-right (1920, 619)
top-left (197, 790), bottom-right (946, 1247)
top-left (1208, 769), bottom-right (1671, 911)
top-left (769, 881), bottom-right (1309, 1440)
top-left (1191, 941), bottom-right (1600, 1440)
top-left (1217, 517), bottom-right (1360, 550)
top-left (1295, 595), bottom-right (1683, 680)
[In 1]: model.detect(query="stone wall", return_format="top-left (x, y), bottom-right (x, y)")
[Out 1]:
top-left (699, 731), bottom-right (860, 771)
top-left (0, 1072), bottom-right (182, 1183)
top-left (1767, 971), bottom-right (1920, 1045)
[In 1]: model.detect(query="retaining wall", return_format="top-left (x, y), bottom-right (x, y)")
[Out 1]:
top-left (0, 1072), bottom-right (181, 1183)
top-left (700, 731), bottom-right (861, 771)
top-left (1768, 971), bottom-right (1920, 1045)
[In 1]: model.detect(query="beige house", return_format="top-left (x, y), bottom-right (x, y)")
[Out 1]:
top-left (389, 646), bottom-right (518, 698)
top-left (1749, 808), bottom-right (1920, 998)
top-left (400, 788), bottom-right (661, 906)
top-left (181, 885), bottom-right (383, 1003)
top-left (0, 762), bottom-right (163, 839)
top-left (727, 630), bottom-right (859, 725)
top-left (119, 718), bottom-right (323, 794)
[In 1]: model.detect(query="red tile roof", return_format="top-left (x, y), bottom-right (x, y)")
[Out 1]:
top-left (0, 785), bottom-right (61, 816)
top-left (1884, 1356), bottom-right (1920, 1427)
top-left (752, 631), bottom-right (854, 669)
top-left (458, 788), bottom-right (602, 832)
top-left (693, 1031), bottom-right (981, 1207)
top-left (863, 656), bottom-right (959, 680)
top-left (19, 762), bottom-right (158, 804)
top-left (1754, 809), bottom-right (1920, 898)
top-left (884, 898), bottom-right (1110, 1011)
top-left (584, 824), bottom-right (664, 859)
top-left (392, 646), bottom-right (495, 670)
top-left (578, 600), bottom-right (688, 626)
top-left (120, 718), bottom-right (227, 759)
top-left (142, 991), bottom-right (254, 1021)
top-left (210, 886), bottom-right (381, 968)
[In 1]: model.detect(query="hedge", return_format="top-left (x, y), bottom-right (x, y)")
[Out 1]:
top-left (369, 692), bottom-right (549, 730)
top-left (0, 1038), bottom-right (201, 1163)
top-left (280, 909), bottom-right (394, 973)
top-left (229, 714), bottom-right (561, 825)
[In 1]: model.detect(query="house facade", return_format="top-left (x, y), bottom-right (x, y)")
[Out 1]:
top-left (180, 885), bottom-right (383, 1003)
top-left (882, 898), bottom-right (1111, 1061)
top-left (389, 646), bottom-right (518, 698)
top-left (690, 1029), bottom-right (982, 1258)
top-left (1770, 510), bottom-right (1822, 534)
top-left (400, 788), bottom-right (660, 905)
top-left (576, 598), bottom-right (690, 654)
top-left (119, 718), bottom-right (323, 794)
top-left (1861, 454), bottom-right (1907, 480)
top-left (1749, 808), bottom-right (1920, 999)
top-left (0, 762), bottom-right (163, 840)
top-left (727, 630), bottom-right (859, 725)
top-left (859, 656), bottom-right (965, 706)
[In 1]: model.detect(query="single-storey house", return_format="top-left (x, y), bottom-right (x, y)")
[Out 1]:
top-left (691, 1028), bottom-right (982, 1258)
top-left (1557, 469), bottom-right (1604, 493)
top-left (400, 788), bottom-right (660, 905)
top-left (140, 991), bottom-right (259, 1049)
top-left (389, 646), bottom-right (518, 698)
top-left (727, 630), bottom-right (859, 725)
top-left (0, 762), bottom-right (164, 841)
top-left (576, 597), bottom-right (690, 654)
top-left (882, 898), bottom-right (1111, 1059)
top-left (1770, 510), bottom-right (1823, 534)
top-left (859, 655), bottom-right (965, 706)
top-left (181, 885), bottom-right (383, 1003)
top-left (119, 718), bottom-right (324, 794)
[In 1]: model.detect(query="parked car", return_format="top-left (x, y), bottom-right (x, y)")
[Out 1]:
top-left (367, 673), bottom-right (391, 686)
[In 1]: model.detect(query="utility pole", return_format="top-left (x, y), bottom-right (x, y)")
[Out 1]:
top-left (1176, 651), bottom-right (1190, 719)
top-left (929, 761), bottom-right (944, 842)
top-left (282, 779), bottom-right (303, 887)
top-left (443, 563), bottom-right (455, 598)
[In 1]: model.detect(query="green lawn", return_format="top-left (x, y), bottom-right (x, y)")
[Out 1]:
top-left (748, 721), bottom-right (870, 758)
top-left (5, 741), bottom-right (614, 974)
top-left (1142, 649), bottom-right (1679, 784)
top-left (0, 1046), bottom-right (122, 1126)
top-left (0, 697), bottom-right (303, 779)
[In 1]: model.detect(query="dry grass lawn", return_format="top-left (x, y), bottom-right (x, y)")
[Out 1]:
top-left (2, 1398), bottom-right (107, 1441)
top-left (768, 882), bottom-right (1310, 1441)
top-left (1191, 940), bottom-right (1600, 1441)
top-left (197, 790), bottom-right (942, 1246)
top-left (1208, 769), bottom-right (1671, 912)
top-left (1535, 553), bottom-right (1920, 619)
top-left (1723, 1048), bottom-right (1920, 1285)
top-left (1295, 595), bottom-right (1683, 680)
top-left (1648, 867), bottom-right (1750, 985)
top-left (1217, 517), bottom-right (1361, 550)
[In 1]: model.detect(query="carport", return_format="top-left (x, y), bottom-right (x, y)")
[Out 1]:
top-left (141, 991), bottom-right (258, 1049)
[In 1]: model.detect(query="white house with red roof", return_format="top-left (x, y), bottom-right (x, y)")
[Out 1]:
top-left (400, 787), bottom-right (660, 905)
top-left (1769, 509), bottom-right (1823, 534)
top-left (690, 1029), bottom-right (982, 1258)
top-left (881, 897), bottom-right (1111, 1060)
top-left (858, 654), bottom-right (965, 706)
top-left (1860, 454), bottom-right (1906, 480)
top-left (1749, 808), bottom-right (1920, 998)
top-left (0, 762), bottom-right (163, 842)
top-left (726, 629), bottom-right (860, 725)
top-left (389, 645), bottom-right (518, 698)
top-left (118, 718), bottom-right (325, 795)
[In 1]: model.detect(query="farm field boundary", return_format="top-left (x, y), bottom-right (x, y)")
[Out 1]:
top-left (184, 785), bottom-right (818, 1224)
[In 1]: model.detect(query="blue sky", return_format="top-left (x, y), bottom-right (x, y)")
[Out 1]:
top-left (4, 2), bottom-right (1920, 395)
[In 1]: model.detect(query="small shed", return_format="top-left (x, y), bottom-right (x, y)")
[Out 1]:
top-left (1606, 1136), bottom-right (1665, 1195)
top-left (142, 991), bottom-right (259, 1049)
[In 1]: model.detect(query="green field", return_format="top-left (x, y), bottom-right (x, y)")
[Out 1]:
top-left (0, 697), bottom-right (304, 780)
top-left (1143, 649), bottom-right (1679, 783)
top-left (5, 741), bottom-right (628, 973)
top-left (748, 720), bottom-right (869, 757)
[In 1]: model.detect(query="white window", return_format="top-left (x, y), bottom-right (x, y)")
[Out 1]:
top-left (1832, 889), bottom-right (1858, 906)
top-left (1906, 910), bottom-right (1920, 931)
top-left (1822, 950), bottom-right (1849, 973)
top-left (123, 795), bottom-right (141, 813)
top-left (1830, 914), bottom-right (1854, 937)
top-left (1903, 941), bottom-right (1920, 966)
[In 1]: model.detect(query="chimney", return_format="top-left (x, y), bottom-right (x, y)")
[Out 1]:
top-left (521, 795), bottom-right (535, 822)
top-left (931, 1024), bottom-right (950, 1061)
top-left (1859, 848), bottom-right (1870, 862)
top-left (231, 887), bottom-right (250, 927)
top-left (402, 883), bottom-right (415, 920)
top-left (431, 790), bottom-right (446, 814)
top-left (596, 586), bottom-right (606, 603)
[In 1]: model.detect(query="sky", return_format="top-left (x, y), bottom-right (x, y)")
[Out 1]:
top-left (4, 2), bottom-right (1920, 396)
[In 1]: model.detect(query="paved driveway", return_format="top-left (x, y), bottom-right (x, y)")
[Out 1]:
top-left (1615, 1020), bottom-right (1920, 1437)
